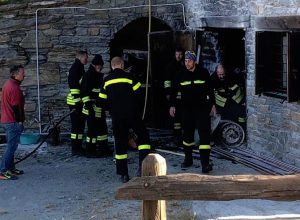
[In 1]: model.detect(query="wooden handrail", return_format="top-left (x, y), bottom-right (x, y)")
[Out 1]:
top-left (115, 154), bottom-right (300, 220)
top-left (117, 172), bottom-right (300, 201)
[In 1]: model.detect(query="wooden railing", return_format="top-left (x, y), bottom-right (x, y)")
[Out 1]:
top-left (116, 153), bottom-right (300, 220)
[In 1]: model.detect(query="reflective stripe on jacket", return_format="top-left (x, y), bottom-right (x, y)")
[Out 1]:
top-left (99, 68), bottom-right (143, 120)
top-left (67, 59), bottom-right (84, 106)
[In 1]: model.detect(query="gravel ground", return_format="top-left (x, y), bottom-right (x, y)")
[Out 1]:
top-left (0, 137), bottom-right (300, 220)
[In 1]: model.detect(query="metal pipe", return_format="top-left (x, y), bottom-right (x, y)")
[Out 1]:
top-left (211, 149), bottom-right (271, 175)
top-left (212, 148), bottom-right (281, 175)
top-left (156, 148), bottom-right (273, 175)
top-left (154, 135), bottom-right (295, 175)
top-left (142, 0), bottom-right (152, 120)
top-left (233, 148), bottom-right (300, 173)
top-left (35, 10), bottom-right (41, 134)
top-left (35, 3), bottom-right (188, 134)
top-left (232, 149), bottom-right (295, 174)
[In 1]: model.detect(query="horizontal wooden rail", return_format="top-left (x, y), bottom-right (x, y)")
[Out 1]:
top-left (116, 173), bottom-right (300, 201)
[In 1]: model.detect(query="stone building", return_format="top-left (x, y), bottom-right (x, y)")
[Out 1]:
top-left (1, 0), bottom-right (300, 165)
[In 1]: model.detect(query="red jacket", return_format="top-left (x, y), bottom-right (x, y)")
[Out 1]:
top-left (1, 78), bottom-right (25, 123)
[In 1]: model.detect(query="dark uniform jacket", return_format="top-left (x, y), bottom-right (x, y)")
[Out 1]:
top-left (81, 65), bottom-right (104, 116)
top-left (164, 58), bottom-right (185, 97)
top-left (81, 65), bottom-right (104, 102)
top-left (99, 68), bottom-right (143, 120)
top-left (170, 65), bottom-right (215, 112)
top-left (67, 58), bottom-right (85, 106)
top-left (211, 73), bottom-right (244, 108)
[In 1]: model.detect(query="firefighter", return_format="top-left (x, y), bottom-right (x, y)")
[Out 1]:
top-left (164, 47), bottom-right (185, 144)
top-left (81, 54), bottom-right (112, 158)
top-left (211, 63), bottom-right (246, 130)
top-left (169, 51), bottom-right (216, 173)
top-left (67, 50), bottom-right (88, 156)
top-left (99, 56), bottom-right (151, 183)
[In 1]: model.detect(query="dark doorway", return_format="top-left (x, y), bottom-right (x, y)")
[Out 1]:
top-left (149, 31), bottom-right (174, 127)
top-left (215, 29), bottom-right (245, 72)
top-left (198, 28), bottom-right (247, 137)
top-left (109, 17), bottom-right (174, 128)
top-left (197, 28), bottom-right (246, 74)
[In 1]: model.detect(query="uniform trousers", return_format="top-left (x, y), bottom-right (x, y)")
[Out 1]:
top-left (112, 117), bottom-right (151, 175)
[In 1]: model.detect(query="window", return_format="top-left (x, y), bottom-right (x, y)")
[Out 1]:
top-left (256, 31), bottom-right (300, 102)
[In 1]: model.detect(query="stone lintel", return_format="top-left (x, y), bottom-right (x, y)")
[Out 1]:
top-left (200, 16), bottom-right (250, 29)
top-left (254, 16), bottom-right (300, 31)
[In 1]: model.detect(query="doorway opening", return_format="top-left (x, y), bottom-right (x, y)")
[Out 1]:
top-left (198, 28), bottom-right (247, 139)
top-left (109, 17), bottom-right (174, 128)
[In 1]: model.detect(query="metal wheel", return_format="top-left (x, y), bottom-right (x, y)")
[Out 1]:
top-left (215, 120), bottom-right (245, 148)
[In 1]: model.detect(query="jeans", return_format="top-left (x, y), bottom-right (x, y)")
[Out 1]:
top-left (0, 122), bottom-right (23, 172)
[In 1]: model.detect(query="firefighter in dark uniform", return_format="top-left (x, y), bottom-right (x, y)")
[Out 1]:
top-left (81, 54), bottom-right (112, 157)
top-left (164, 47), bottom-right (185, 143)
top-left (169, 51), bottom-right (216, 173)
top-left (211, 63), bottom-right (246, 130)
top-left (67, 50), bottom-right (88, 156)
top-left (99, 56), bottom-right (151, 182)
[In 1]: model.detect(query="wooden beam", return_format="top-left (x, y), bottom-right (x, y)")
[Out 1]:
top-left (116, 174), bottom-right (300, 201)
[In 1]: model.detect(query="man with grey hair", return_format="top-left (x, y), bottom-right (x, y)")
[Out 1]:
top-left (211, 63), bottom-right (246, 130)
top-left (0, 65), bottom-right (26, 180)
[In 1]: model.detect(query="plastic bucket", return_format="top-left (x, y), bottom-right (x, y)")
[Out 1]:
top-left (20, 133), bottom-right (40, 145)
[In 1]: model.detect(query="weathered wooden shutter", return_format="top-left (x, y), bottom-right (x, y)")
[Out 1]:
top-left (288, 32), bottom-right (300, 102)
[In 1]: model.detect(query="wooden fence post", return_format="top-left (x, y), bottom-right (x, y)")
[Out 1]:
top-left (142, 153), bottom-right (167, 220)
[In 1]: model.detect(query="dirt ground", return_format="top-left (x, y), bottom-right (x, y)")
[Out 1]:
top-left (1, 137), bottom-right (300, 220)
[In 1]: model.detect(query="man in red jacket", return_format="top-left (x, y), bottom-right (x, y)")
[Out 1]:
top-left (0, 65), bottom-right (26, 180)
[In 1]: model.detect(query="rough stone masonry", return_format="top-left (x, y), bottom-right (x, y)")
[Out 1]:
top-left (1, 0), bottom-right (300, 166)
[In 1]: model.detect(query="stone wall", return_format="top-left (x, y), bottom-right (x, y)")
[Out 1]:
top-left (186, 0), bottom-right (300, 18)
top-left (186, 0), bottom-right (300, 165)
top-left (245, 2), bottom-right (300, 166)
top-left (0, 0), bottom-right (184, 133)
top-left (1, 0), bottom-right (300, 164)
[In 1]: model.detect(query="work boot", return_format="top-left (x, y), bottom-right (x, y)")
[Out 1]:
top-left (86, 150), bottom-right (102, 158)
top-left (72, 140), bottom-right (85, 156)
top-left (0, 171), bottom-right (18, 180)
top-left (174, 129), bottom-right (182, 148)
top-left (172, 137), bottom-right (183, 150)
top-left (72, 147), bottom-right (86, 157)
top-left (96, 146), bottom-right (114, 157)
top-left (200, 149), bottom-right (213, 174)
top-left (10, 168), bottom-right (24, 175)
top-left (181, 159), bottom-right (193, 168)
top-left (202, 164), bottom-right (213, 173)
top-left (85, 144), bottom-right (100, 158)
top-left (181, 146), bottom-right (193, 168)
top-left (120, 174), bottom-right (130, 183)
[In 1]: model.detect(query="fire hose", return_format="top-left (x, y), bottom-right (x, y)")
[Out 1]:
top-left (14, 109), bottom-right (75, 165)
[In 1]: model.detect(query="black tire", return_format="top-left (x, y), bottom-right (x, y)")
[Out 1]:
top-left (214, 120), bottom-right (245, 148)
